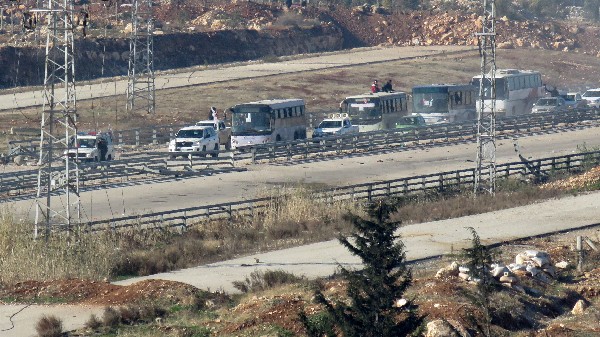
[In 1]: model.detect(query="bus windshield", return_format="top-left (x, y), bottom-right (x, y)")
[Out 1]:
top-left (413, 92), bottom-right (449, 114)
top-left (345, 98), bottom-right (381, 120)
top-left (318, 120), bottom-right (343, 128)
top-left (231, 109), bottom-right (272, 135)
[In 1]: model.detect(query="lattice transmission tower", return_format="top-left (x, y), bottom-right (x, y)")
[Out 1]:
top-left (474, 0), bottom-right (497, 195)
top-left (126, 0), bottom-right (155, 114)
top-left (34, 0), bottom-right (80, 238)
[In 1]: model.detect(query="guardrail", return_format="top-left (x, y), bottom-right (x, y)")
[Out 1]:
top-left (0, 153), bottom-right (240, 197)
top-left (82, 150), bottom-right (600, 232)
top-left (2, 108), bottom-right (599, 197)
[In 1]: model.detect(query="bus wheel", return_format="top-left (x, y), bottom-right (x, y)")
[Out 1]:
top-left (276, 135), bottom-right (282, 142)
top-left (225, 139), bottom-right (231, 151)
top-left (293, 132), bottom-right (298, 140)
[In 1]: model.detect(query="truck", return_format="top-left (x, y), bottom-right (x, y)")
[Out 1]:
top-left (168, 125), bottom-right (219, 159)
top-left (66, 131), bottom-right (115, 162)
top-left (312, 113), bottom-right (359, 139)
top-left (195, 119), bottom-right (232, 150)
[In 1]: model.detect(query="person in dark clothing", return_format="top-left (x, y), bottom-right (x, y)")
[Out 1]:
top-left (382, 79), bottom-right (393, 92)
top-left (544, 84), bottom-right (559, 97)
top-left (98, 139), bottom-right (108, 161)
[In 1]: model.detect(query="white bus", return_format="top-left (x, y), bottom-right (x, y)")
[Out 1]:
top-left (471, 69), bottom-right (543, 117)
top-left (229, 98), bottom-right (307, 150)
top-left (339, 91), bottom-right (409, 131)
top-left (412, 84), bottom-right (477, 124)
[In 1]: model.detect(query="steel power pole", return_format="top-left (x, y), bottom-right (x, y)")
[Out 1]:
top-left (126, 0), bottom-right (155, 115)
top-left (474, 0), bottom-right (497, 195)
top-left (34, 0), bottom-right (80, 238)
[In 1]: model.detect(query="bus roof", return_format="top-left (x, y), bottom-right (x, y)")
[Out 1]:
top-left (412, 84), bottom-right (476, 92)
top-left (472, 69), bottom-right (541, 79)
top-left (232, 98), bottom-right (305, 109)
top-left (344, 91), bottom-right (407, 100)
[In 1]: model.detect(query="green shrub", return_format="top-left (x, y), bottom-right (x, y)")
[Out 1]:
top-left (233, 269), bottom-right (304, 293)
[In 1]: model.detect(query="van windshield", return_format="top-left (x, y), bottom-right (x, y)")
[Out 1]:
top-left (319, 120), bottom-right (343, 128)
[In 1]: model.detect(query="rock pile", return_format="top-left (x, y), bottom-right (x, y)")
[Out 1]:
top-left (436, 250), bottom-right (572, 292)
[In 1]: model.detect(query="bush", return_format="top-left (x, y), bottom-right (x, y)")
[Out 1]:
top-left (84, 314), bottom-right (102, 330)
top-left (35, 315), bottom-right (63, 337)
top-left (233, 269), bottom-right (304, 293)
top-left (102, 306), bottom-right (121, 328)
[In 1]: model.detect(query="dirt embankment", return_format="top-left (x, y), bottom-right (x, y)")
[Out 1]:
top-left (3, 2), bottom-right (600, 88)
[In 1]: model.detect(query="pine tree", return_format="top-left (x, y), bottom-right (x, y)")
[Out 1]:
top-left (462, 227), bottom-right (498, 337)
top-left (307, 200), bottom-right (422, 337)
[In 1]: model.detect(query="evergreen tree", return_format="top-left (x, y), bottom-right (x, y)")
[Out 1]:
top-left (462, 227), bottom-right (498, 337)
top-left (584, 0), bottom-right (600, 21)
top-left (306, 200), bottom-right (422, 337)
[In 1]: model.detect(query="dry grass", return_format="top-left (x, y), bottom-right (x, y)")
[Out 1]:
top-left (0, 210), bottom-right (119, 284)
top-left (35, 315), bottom-right (63, 337)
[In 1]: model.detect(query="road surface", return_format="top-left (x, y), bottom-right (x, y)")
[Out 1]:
top-left (7, 126), bottom-right (600, 223)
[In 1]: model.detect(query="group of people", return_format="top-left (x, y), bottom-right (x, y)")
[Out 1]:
top-left (370, 79), bottom-right (394, 93)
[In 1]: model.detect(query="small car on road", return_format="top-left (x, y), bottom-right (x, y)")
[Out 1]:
top-left (168, 125), bottom-right (219, 159)
top-left (531, 97), bottom-right (568, 114)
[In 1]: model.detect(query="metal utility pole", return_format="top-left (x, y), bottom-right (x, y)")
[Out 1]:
top-left (126, 0), bottom-right (155, 115)
top-left (474, 0), bottom-right (497, 195)
top-left (34, 0), bottom-right (80, 238)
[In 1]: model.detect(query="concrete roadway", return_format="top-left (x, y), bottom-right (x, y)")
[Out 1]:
top-left (0, 45), bottom-right (472, 111)
top-left (6, 126), bottom-right (600, 223)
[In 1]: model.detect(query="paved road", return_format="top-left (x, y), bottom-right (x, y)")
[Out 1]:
top-left (115, 190), bottom-right (600, 293)
top-left (7, 126), bottom-right (600, 223)
top-left (0, 304), bottom-right (103, 337)
top-left (0, 45), bottom-right (473, 111)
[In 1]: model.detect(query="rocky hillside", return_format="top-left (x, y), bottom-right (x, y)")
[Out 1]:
top-left (2, 1), bottom-right (600, 87)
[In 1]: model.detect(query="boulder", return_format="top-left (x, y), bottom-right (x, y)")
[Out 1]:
top-left (499, 275), bottom-right (518, 284)
top-left (436, 261), bottom-right (459, 278)
top-left (555, 261), bottom-right (569, 269)
top-left (426, 319), bottom-right (460, 337)
top-left (491, 264), bottom-right (509, 278)
top-left (571, 299), bottom-right (588, 315)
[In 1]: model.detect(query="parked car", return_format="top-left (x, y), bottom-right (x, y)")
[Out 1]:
top-left (561, 92), bottom-right (587, 109)
top-left (168, 125), bottom-right (219, 159)
top-left (531, 97), bottom-right (567, 113)
top-left (582, 88), bottom-right (600, 107)
top-left (395, 114), bottom-right (427, 129)
top-left (66, 131), bottom-right (115, 162)
top-left (196, 119), bottom-right (232, 150)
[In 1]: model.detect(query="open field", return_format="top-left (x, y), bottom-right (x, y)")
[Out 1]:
top-left (1, 47), bottom-right (600, 139)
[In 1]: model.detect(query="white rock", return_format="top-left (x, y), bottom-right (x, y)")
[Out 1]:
top-left (571, 299), bottom-right (588, 315)
top-left (555, 261), bottom-right (569, 269)
top-left (458, 266), bottom-right (470, 273)
top-left (499, 275), bottom-right (518, 283)
top-left (515, 253), bottom-right (529, 265)
top-left (426, 319), bottom-right (459, 337)
top-left (458, 272), bottom-right (470, 280)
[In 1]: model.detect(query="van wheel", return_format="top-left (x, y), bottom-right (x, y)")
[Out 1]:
top-left (276, 135), bottom-right (282, 142)
top-left (212, 144), bottom-right (219, 157)
top-left (169, 155), bottom-right (176, 160)
top-left (225, 139), bottom-right (231, 151)
top-left (107, 155), bottom-right (112, 161)
top-left (94, 156), bottom-right (99, 162)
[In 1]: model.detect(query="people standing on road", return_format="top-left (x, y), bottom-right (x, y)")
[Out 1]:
top-left (382, 79), bottom-right (393, 92)
top-left (371, 80), bottom-right (380, 93)
top-left (208, 106), bottom-right (217, 120)
top-left (544, 84), bottom-right (559, 97)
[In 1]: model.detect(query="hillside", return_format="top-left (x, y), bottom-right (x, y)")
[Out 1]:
top-left (3, 1), bottom-right (600, 88)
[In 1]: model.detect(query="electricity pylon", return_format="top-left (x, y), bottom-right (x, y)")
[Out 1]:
top-left (126, 0), bottom-right (155, 115)
top-left (34, 0), bottom-right (80, 238)
top-left (474, 0), bottom-right (497, 195)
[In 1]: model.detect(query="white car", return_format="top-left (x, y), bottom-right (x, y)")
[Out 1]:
top-left (168, 125), bottom-right (219, 158)
top-left (66, 131), bottom-right (115, 162)
top-left (195, 120), bottom-right (232, 150)
top-left (312, 114), bottom-right (359, 138)
top-left (582, 88), bottom-right (600, 107)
